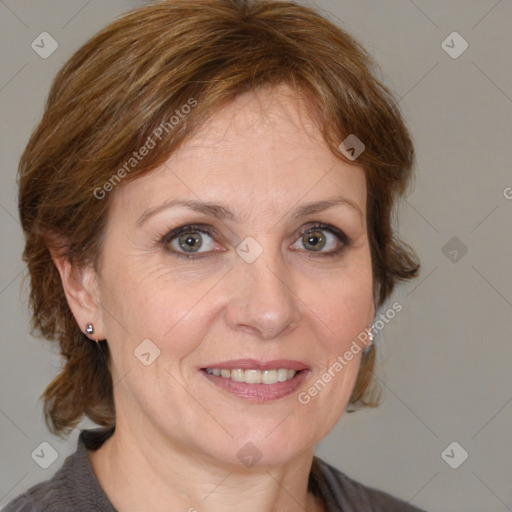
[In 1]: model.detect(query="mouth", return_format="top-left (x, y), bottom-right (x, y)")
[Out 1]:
top-left (200, 359), bottom-right (309, 402)
top-left (203, 367), bottom-right (301, 384)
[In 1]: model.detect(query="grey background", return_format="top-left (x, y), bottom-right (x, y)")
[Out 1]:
top-left (1, 1), bottom-right (511, 511)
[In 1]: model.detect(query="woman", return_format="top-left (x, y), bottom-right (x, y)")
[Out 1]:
top-left (6, 0), bottom-right (425, 510)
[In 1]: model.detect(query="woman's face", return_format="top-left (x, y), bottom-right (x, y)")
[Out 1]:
top-left (92, 85), bottom-right (375, 466)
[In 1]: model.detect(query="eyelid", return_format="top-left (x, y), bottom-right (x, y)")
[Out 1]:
top-left (159, 222), bottom-right (350, 258)
top-left (293, 222), bottom-right (350, 246)
top-left (160, 223), bottom-right (220, 245)
top-left (159, 223), bottom-right (223, 258)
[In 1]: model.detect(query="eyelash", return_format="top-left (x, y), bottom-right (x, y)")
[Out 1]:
top-left (158, 223), bottom-right (351, 260)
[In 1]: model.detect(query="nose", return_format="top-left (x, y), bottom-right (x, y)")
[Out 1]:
top-left (224, 244), bottom-right (302, 340)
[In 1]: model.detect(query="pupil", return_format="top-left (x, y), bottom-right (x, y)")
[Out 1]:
top-left (179, 232), bottom-right (202, 252)
top-left (305, 230), bottom-right (325, 251)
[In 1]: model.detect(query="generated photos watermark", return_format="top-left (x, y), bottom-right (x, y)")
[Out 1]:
top-left (297, 301), bottom-right (403, 405)
top-left (93, 98), bottom-right (198, 200)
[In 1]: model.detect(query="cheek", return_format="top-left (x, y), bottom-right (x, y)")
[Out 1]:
top-left (100, 259), bottom-right (212, 364)
top-left (305, 263), bottom-right (373, 344)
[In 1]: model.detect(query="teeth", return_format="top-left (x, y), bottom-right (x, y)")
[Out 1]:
top-left (261, 369), bottom-right (277, 384)
top-left (245, 369), bottom-right (262, 384)
top-left (231, 369), bottom-right (245, 382)
top-left (205, 368), bottom-right (298, 384)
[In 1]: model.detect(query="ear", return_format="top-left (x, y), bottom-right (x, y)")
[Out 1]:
top-left (365, 286), bottom-right (376, 327)
top-left (369, 300), bottom-right (376, 325)
top-left (50, 248), bottom-right (106, 341)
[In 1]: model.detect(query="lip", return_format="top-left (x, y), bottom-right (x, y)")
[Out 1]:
top-left (200, 359), bottom-right (310, 402)
top-left (201, 368), bottom-right (309, 402)
top-left (200, 359), bottom-right (310, 371)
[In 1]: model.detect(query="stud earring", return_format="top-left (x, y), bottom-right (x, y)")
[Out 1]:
top-left (368, 322), bottom-right (375, 344)
top-left (362, 322), bottom-right (375, 354)
top-left (85, 323), bottom-right (94, 336)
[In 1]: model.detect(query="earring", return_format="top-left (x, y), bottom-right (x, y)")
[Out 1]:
top-left (362, 322), bottom-right (375, 354)
top-left (85, 323), bottom-right (94, 336)
top-left (368, 322), bottom-right (375, 344)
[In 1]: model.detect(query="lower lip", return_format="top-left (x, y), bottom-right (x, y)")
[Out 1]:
top-left (201, 369), bottom-right (309, 402)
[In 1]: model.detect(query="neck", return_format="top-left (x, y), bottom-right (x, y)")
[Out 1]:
top-left (89, 417), bottom-right (324, 512)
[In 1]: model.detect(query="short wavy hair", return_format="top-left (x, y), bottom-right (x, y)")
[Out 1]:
top-left (18, 0), bottom-right (420, 436)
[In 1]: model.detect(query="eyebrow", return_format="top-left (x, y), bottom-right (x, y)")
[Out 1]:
top-left (136, 196), bottom-right (362, 227)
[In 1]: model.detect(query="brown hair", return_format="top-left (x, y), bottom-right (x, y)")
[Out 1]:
top-left (18, 0), bottom-right (419, 436)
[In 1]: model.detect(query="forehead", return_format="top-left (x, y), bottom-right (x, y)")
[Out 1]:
top-left (111, 85), bottom-right (367, 224)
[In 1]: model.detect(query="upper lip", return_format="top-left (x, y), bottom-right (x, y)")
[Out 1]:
top-left (201, 359), bottom-right (309, 371)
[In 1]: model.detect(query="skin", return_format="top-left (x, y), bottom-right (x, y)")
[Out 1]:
top-left (53, 84), bottom-right (375, 512)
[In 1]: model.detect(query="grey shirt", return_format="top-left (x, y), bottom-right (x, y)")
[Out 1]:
top-left (4, 428), bottom-right (427, 511)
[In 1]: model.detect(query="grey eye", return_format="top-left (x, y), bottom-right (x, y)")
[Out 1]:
top-left (169, 231), bottom-right (216, 254)
top-left (302, 230), bottom-right (327, 251)
top-left (292, 228), bottom-right (339, 253)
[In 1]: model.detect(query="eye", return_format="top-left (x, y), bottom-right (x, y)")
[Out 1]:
top-left (290, 223), bottom-right (348, 256)
top-left (159, 222), bottom-right (349, 260)
top-left (161, 225), bottom-right (219, 258)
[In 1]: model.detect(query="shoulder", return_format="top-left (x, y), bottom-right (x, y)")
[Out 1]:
top-left (2, 428), bottom-right (116, 512)
top-left (2, 492), bottom-right (34, 512)
top-left (310, 456), bottom-right (428, 512)
top-left (2, 476), bottom-right (68, 512)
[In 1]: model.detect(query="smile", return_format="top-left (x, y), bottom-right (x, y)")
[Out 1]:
top-left (204, 368), bottom-right (297, 384)
top-left (200, 359), bottom-right (309, 401)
